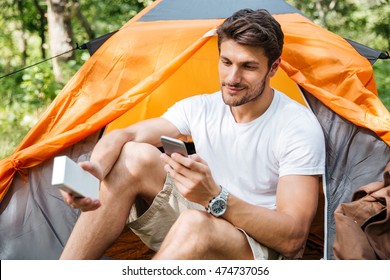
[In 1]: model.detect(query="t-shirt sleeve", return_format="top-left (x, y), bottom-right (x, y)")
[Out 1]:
top-left (161, 97), bottom-right (194, 136)
top-left (277, 111), bottom-right (326, 177)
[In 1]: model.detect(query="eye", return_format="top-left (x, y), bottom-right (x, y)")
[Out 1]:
top-left (220, 59), bottom-right (231, 66)
top-left (243, 64), bottom-right (258, 70)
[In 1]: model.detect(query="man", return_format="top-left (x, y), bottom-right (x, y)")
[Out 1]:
top-left (60, 9), bottom-right (325, 260)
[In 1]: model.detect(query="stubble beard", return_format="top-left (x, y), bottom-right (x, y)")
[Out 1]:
top-left (221, 79), bottom-right (266, 107)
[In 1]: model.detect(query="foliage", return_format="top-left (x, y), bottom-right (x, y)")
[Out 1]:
top-left (374, 60), bottom-right (390, 109)
top-left (0, 0), bottom-right (153, 159)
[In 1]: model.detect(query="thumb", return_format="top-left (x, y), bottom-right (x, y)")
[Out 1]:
top-left (78, 161), bottom-right (103, 180)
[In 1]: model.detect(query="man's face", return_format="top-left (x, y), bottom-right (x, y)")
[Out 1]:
top-left (218, 39), bottom-right (271, 107)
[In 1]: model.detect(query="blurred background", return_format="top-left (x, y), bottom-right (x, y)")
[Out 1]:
top-left (0, 0), bottom-right (389, 159)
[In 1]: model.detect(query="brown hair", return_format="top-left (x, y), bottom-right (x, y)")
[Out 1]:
top-left (217, 9), bottom-right (284, 69)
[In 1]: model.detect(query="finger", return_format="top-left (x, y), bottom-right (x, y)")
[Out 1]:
top-left (79, 161), bottom-right (103, 180)
top-left (173, 153), bottom-right (211, 177)
top-left (160, 153), bottom-right (209, 192)
top-left (73, 197), bottom-right (97, 207)
top-left (79, 201), bottom-right (101, 212)
top-left (171, 153), bottom-right (203, 170)
top-left (72, 197), bottom-right (101, 211)
top-left (60, 190), bottom-right (74, 205)
top-left (161, 158), bottom-right (194, 187)
top-left (165, 166), bottom-right (213, 205)
top-left (188, 153), bottom-right (207, 165)
top-left (167, 154), bottom-right (198, 179)
top-left (160, 153), bottom-right (187, 172)
top-left (78, 161), bottom-right (92, 171)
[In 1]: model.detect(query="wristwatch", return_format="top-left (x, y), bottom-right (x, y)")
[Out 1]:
top-left (207, 185), bottom-right (229, 217)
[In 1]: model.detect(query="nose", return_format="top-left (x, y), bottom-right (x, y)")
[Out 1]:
top-left (225, 66), bottom-right (241, 85)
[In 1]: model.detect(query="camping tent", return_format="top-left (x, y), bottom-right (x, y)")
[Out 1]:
top-left (0, 0), bottom-right (389, 260)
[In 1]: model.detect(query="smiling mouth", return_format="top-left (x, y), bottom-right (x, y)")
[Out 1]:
top-left (224, 84), bottom-right (245, 94)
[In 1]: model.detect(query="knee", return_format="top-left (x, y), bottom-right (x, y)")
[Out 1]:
top-left (172, 210), bottom-right (213, 244)
top-left (105, 142), bottom-right (161, 186)
top-left (120, 141), bottom-right (161, 179)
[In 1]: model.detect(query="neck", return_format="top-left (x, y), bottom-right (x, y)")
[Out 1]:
top-left (230, 87), bottom-right (274, 123)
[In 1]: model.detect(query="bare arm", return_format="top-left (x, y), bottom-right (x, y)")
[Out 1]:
top-left (87, 117), bottom-right (181, 180)
top-left (161, 153), bottom-right (319, 258)
top-left (223, 175), bottom-right (319, 257)
top-left (62, 117), bottom-right (180, 209)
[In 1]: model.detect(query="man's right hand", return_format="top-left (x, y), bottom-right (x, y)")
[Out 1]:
top-left (78, 161), bottom-right (104, 181)
top-left (60, 160), bottom-right (102, 212)
top-left (60, 190), bottom-right (101, 212)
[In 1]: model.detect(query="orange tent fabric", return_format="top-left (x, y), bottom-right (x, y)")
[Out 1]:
top-left (0, 7), bottom-right (389, 202)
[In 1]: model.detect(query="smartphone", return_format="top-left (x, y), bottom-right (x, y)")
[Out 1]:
top-left (160, 136), bottom-right (188, 157)
top-left (52, 156), bottom-right (100, 199)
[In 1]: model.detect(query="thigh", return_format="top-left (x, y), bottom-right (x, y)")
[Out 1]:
top-left (207, 215), bottom-right (254, 260)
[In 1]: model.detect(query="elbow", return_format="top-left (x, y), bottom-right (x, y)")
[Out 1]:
top-left (278, 234), bottom-right (308, 258)
top-left (277, 215), bottom-right (313, 258)
top-left (280, 240), bottom-right (305, 258)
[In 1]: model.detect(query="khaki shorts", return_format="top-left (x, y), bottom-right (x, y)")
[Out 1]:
top-left (127, 175), bottom-right (281, 260)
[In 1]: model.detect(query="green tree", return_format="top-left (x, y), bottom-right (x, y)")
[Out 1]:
top-left (0, 0), bottom-right (388, 160)
top-left (0, 0), bottom-right (153, 159)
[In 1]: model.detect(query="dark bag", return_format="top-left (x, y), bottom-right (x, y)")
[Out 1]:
top-left (333, 162), bottom-right (390, 260)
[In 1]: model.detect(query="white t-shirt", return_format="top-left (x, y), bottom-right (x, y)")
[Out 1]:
top-left (162, 90), bottom-right (325, 209)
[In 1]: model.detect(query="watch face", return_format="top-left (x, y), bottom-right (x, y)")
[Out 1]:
top-left (211, 199), bottom-right (226, 216)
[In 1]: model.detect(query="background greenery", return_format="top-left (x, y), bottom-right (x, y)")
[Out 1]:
top-left (0, 0), bottom-right (389, 159)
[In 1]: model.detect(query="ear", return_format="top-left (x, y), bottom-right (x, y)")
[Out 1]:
top-left (268, 57), bottom-right (281, 78)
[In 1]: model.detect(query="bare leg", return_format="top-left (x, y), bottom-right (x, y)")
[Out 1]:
top-left (153, 209), bottom-right (253, 260)
top-left (60, 142), bottom-right (166, 259)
